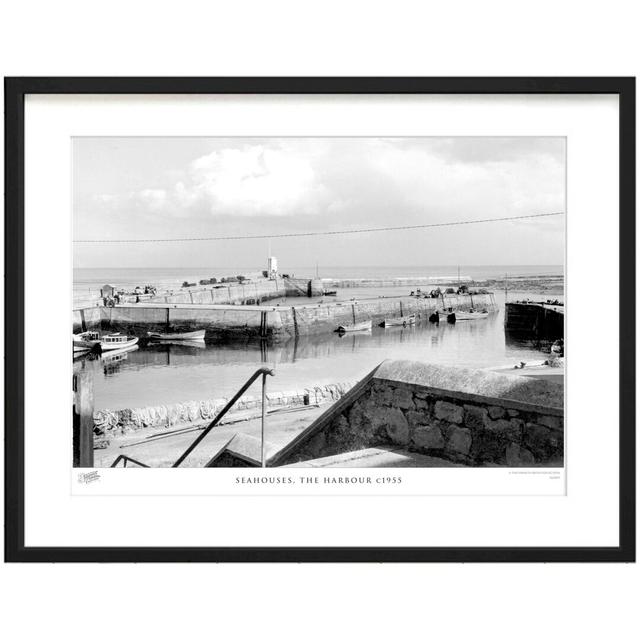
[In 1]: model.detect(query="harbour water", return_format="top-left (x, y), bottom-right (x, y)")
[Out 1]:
top-left (73, 266), bottom-right (564, 412)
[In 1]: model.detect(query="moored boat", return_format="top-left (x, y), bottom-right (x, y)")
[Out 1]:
top-left (381, 314), bottom-right (416, 328)
top-left (336, 319), bottom-right (372, 333)
top-left (456, 310), bottom-right (489, 320)
top-left (100, 333), bottom-right (139, 351)
top-left (147, 329), bottom-right (206, 342)
top-left (73, 331), bottom-right (101, 352)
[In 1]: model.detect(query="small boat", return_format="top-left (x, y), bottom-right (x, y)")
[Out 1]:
top-left (100, 333), bottom-right (139, 351)
top-left (323, 290), bottom-right (338, 296)
top-left (381, 314), bottom-right (416, 328)
top-left (147, 329), bottom-right (206, 342)
top-left (452, 310), bottom-right (490, 321)
top-left (73, 331), bottom-right (101, 352)
top-left (336, 319), bottom-right (372, 333)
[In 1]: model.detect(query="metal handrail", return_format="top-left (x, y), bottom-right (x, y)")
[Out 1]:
top-left (172, 366), bottom-right (275, 467)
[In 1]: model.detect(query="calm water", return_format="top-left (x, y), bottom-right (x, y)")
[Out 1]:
top-left (80, 289), bottom-right (562, 411)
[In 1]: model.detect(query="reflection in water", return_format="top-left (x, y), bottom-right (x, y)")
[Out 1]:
top-left (84, 310), bottom-right (560, 411)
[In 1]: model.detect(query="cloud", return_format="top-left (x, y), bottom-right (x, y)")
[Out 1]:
top-left (91, 138), bottom-right (565, 225)
top-left (74, 137), bottom-right (565, 268)
top-left (138, 188), bottom-right (167, 210)
top-left (131, 143), bottom-right (336, 217)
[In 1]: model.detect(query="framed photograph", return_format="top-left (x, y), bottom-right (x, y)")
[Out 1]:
top-left (4, 77), bottom-right (635, 562)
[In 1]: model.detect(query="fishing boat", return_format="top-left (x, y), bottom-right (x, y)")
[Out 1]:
top-left (73, 331), bottom-right (101, 352)
top-left (381, 314), bottom-right (416, 328)
top-left (147, 329), bottom-right (206, 342)
top-left (100, 333), bottom-right (139, 351)
top-left (336, 319), bottom-right (372, 333)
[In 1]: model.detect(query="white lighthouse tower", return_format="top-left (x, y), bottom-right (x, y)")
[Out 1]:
top-left (267, 256), bottom-right (278, 279)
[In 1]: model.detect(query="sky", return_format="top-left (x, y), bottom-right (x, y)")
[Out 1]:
top-left (73, 137), bottom-right (565, 270)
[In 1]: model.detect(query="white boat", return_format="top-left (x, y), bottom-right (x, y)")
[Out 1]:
top-left (73, 331), bottom-right (101, 352)
top-left (336, 319), bottom-right (372, 332)
top-left (100, 333), bottom-right (139, 351)
top-left (147, 329), bottom-right (206, 342)
top-left (452, 310), bottom-right (490, 321)
top-left (382, 314), bottom-right (416, 328)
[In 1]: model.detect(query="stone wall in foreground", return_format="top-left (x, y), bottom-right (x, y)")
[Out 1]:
top-left (271, 361), bottom-right (563, 467)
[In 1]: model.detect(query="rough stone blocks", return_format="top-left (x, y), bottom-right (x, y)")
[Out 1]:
top-left (485, 418), bottom-right (522, 441)
top-left (434, 400), bottom-right (464, 424)
top-left (374, 407), bottom-right (410, 445)
top-left (464, 404), bottom-right (487, 429)
top-left (523, 422), bottom-right (561, 459)
top-left (488, 405), bottom-right (506, 419)
top-left (413, 426), bottom-right (445, 449)
top-left (537, 414), bottom-right (563, 431)
top-left (392, 386), bottom-right (415, 410)
top-left (505, 443), bottom-right (535, 466)
top-left (446, 426), bottom-right (472, 455)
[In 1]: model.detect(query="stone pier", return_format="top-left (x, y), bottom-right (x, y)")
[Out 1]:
top-left (73, 292), bottom-right (498, 341)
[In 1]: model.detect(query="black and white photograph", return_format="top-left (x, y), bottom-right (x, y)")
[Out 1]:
top-left (2, 3), bottom-right (638, 637)
top-left (6, 75), bottom-right (633, 565)
top-left (73, 136), bottom-right (565, 471)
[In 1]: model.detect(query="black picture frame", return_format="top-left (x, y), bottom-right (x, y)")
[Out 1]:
top-left (4, 77), bottom-right (635, 563)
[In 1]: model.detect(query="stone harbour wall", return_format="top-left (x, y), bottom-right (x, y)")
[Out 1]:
top-left (72, 306), bottom-right (103, 333)
top-left (283, 277), bottom-right (324, 297)
top-left (94, 381), bottom-right (354, 435)
top-left (272, 361), bottom-right (563, 467)
top-left (155, 279), bottom-right (283, 305)
top-left (73, 293), bottom-right (497, 340)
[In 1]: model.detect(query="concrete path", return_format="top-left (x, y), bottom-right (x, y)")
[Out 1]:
top-left (95, 405), bottom-right (325, 468)
top-left (282, 447), bottom-right (464, 468)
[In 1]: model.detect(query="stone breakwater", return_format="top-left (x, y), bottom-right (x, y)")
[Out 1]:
top-left (271, 361), bottom-right (564, 468)
top-left (74, 278), bottom-right (325, 310)
top-left (73, 292), bottom-right (497, 340)
top-left (93, 381), bottom-right (354, 435)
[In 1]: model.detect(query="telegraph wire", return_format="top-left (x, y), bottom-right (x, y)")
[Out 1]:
top-left (74, 211), bottom-right (564, 243)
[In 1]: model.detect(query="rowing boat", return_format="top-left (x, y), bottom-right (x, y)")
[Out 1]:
top-left (147, 329), bottom-right (206, 342)
top-left (454, 310), bottom-right (489, 321)
top-left (336, 319), bottom-right (372, 332)
top-left (382, 314), bottom-right (416, 328)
